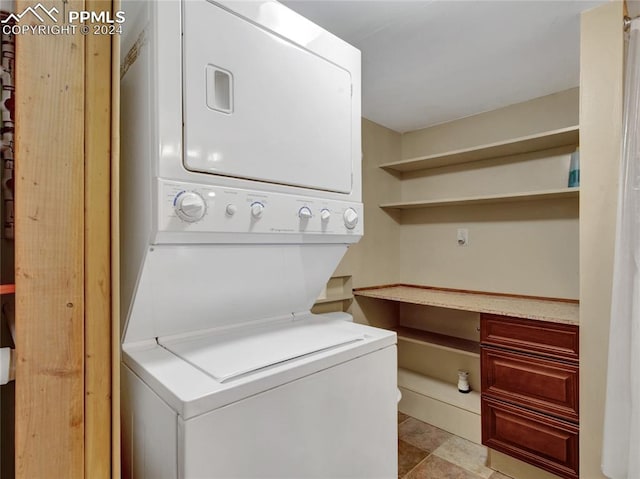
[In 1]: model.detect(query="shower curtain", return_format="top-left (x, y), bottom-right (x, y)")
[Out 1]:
top-left (602, 17), bottom-right (640, 479)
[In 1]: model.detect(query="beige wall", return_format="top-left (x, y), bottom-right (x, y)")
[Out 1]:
top-left (335, 4), bottom-right (623, 477)
top-left (335, 118), bottom-right (401, 284)
top-left (334, 118), bottom-right (402, 326)
top-left (401, 88), bottom-right (579, 160)
top-left (339, 94), bottom-right (582, 398)
top-left (579, 2), bottom-right (624, 478)
top-left (341, 92), bottom-right (582, 369)
top-left (398, 89), bottom-right (580, 299)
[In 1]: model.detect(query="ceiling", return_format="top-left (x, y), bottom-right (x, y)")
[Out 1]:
top-left (281, 0), bottom-right (608, 133)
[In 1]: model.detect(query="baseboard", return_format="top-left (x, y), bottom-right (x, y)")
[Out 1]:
top-left (398, 368), bottom-right (481, 444)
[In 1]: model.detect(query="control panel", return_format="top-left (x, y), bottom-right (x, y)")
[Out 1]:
top-left (157, 179), bottom-right (363, 241)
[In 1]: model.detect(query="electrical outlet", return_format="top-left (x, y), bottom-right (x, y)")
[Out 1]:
top-left (457, 228), bottom-right (469, 247)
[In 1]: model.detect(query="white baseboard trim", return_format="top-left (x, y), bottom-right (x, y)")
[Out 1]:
top-left (398, 368), bottom-right (481, 444)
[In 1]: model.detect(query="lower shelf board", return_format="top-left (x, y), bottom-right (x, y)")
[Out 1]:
top-left (379, 188), bottom-right (579, 210)
top-left (394, 326), bottom-right (480, 356)
top-left (398, 368), bottom-right (480, 414)
top-left (313, 293), bottom-right (353, 305)
top-left (398, 368), bottom-right (481, 443)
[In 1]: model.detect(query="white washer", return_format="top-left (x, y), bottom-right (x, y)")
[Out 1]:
top-left (119, 1), bottom-right (397, 478)
top-left (122, 315), bottom-right (396, 478)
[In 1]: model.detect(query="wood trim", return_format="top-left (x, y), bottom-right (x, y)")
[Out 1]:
top-left (353, 283), bottom-right (402, 292)
top-left (110, 1), bottom-right (121, 476)
top-left (353, 283), bottom-right (579, 304)
top-left (15, 1), bottom-right (86, 476)
top-left (84, 1), bottom-right (113, 477)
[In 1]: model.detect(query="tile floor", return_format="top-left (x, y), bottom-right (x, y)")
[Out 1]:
top-left (398, 412), bottom-right (512, 479)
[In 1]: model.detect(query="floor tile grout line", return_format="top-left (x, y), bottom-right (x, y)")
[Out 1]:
top-left (401, 452), bottom-right (432, 479)
top-left (431, 435), bottom-right (495, 479)
top-left (398, 412), bottom-right (502, 479)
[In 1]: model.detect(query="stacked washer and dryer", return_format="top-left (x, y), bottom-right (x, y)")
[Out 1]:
top-left (119, 1), bottom-right (397, 477)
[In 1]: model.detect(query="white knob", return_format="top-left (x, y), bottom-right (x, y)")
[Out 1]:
top-left (343, 208), bottom-right (358, 229)
top-left (251, 202), bottom-right (264, 218)
top-left (175, 191), bottom-right (206, 222)
top-left (299, 206), bottom-right (312, 219)
top-left (320, 209), bottom-right (331, 222)
top-left (225, 204), bottom-right (237, 216)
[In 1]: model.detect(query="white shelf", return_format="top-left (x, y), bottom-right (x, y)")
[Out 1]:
top-left (312, 276), bottom-right (353, 313)
top-left (398, 368), bottom-right (481, 443)
top-left (314, 293), bottom-right (353, 305)
top-left (398, 368), bottom-right (480, 414)
top-left (379, 187), bottom-right (579, 210)
top-left (394, 326), bottom-right (480, 356)
top-left (380, 125), bottom-right (579, 172)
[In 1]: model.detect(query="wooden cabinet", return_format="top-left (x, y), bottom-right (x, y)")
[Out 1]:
top-left (481, 314), bottom-right (579, 361)
top-left (482, 398), bottom-right (579, 478)
top-left (481, 314), bottom-right (579, 479)
top-left (352, 286), bottom-right (579, 445)
top-left (482, 348), bottom-right (579, 422)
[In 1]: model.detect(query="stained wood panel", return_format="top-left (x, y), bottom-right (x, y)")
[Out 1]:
top-left (110, 2), bottom-right (121, 477)
top-left (85, 0), bottom-right (113, 477)
top-left (15, 0), bottom-right (115, 477)
top-left (15, 0), bottom-right (86, 477)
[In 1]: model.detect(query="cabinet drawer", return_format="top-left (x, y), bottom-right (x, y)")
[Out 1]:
top-left (482, 348), bottom-right (578, 421)
top-left (482, 398), bottom-right (578, 479)
top-left (481, 314), bottom-right (579, 362)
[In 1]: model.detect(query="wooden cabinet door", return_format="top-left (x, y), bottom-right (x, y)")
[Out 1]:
top-left (481, 314), bottom-right (579, 362)
top-left (482, 398), bottom-right (579, 479)
top-left (482, 348), bottom-right (578, 421)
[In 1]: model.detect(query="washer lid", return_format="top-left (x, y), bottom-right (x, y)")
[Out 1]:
top-left (158, 318), bottom-right (365, 383)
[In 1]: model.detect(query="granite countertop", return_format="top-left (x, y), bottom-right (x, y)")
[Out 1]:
top-left (353, 284), bottom-right (579, 325)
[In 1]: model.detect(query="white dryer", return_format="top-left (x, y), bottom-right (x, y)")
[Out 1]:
top-left (119, 1), bottom-right (397, 478)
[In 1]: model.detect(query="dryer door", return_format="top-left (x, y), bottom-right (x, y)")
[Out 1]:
top-left (182, 0), bottom-right (354, 194)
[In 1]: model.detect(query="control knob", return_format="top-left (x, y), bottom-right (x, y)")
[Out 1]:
top-left (175, 191), bottom-right (206, 223)
top-left (343, 208), bottom-right (359, 229)
top-left (298, 206), bottom-right (312, 219)
top-left (320, 209), bottom-right (331, 222)
top-left (251, 202), bottom-right (265, 218)
top-left (225, 204), bottom-right (237, 216)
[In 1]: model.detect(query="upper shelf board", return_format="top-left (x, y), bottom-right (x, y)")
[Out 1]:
top-left (379, 126), bottom-right (579, 172)
top-left (354, 284), bottom-right (579, 325)
top-left (379, 187), bottom-right (579, 210)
